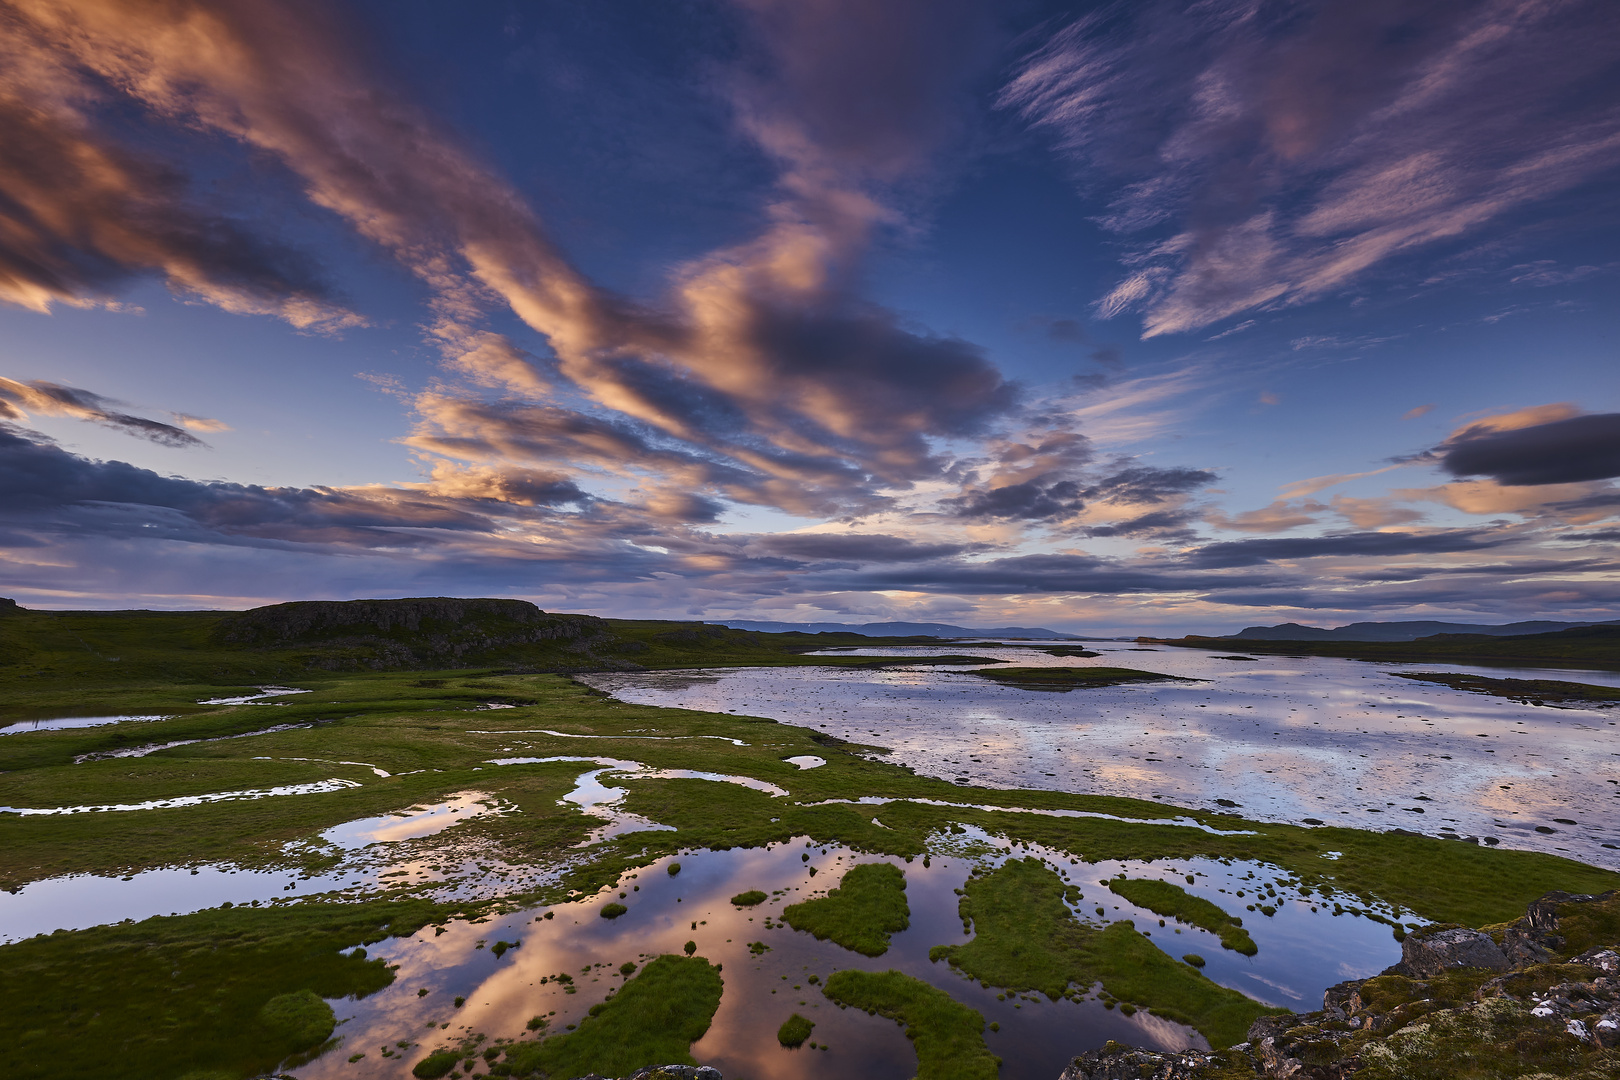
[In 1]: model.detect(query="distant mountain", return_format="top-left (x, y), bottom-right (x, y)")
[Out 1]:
top-left (715, 619), bottom-right (1077, 639)
top-left (1224, 618), bottom-right (1620, 642)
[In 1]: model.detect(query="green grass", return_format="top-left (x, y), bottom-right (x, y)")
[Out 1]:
top-left (932, 857), bottom-right (1278, 1048)
top-left (821, 969), bottom-right (998, 1080)
top-left (969, 665), bottom-right (1195, 691)
top-left (1392, 671), bottom-right (1620, 705)
top-left (731, 890), bottom-right (768, 906)
top-left (2, 604), bottom-right (1619, 1078)
top-left (0, 897), bottom-right (439, 1080)
top-left (1107, 877), bottom-right (1257, 955)
top-left (500, 955), bottom-right (722, 1078)
top-left (1157, 624), bottom-right (1620, 671)
top-left (782, 861), bottom-right (909, 956)
top-left (777, 1012), bottom-right (815, 1046)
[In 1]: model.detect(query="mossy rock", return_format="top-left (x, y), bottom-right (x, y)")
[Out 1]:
top-left (731, 890), bottom-right (768, 906)
top-left (601, 902), bottom-right (629, 919)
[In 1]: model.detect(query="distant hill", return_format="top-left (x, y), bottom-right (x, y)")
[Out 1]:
top-left (715, 619), bottom-right (1076, 639)
top-left (1158, 623), bottom-right (1620, 670)
top-left (1224, 618), bottom-right (1620, 642)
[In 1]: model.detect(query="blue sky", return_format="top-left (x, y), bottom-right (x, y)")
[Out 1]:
top-left (1, 0), bottom-right (1617, 634)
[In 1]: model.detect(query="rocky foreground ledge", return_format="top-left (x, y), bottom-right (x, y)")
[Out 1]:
top-left (1060, 890), bottom-right (1620, 1080)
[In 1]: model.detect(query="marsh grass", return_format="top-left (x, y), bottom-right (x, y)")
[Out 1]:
top-left (1393, 671), bottom-right (1620, 706)
top-left (500, 954), bottom-right (722, 1078)
top-left (783, 861), bottom-right (909, 956)
top-left (1, 609), bottom-right (1617, 1077)
top-left (0, 898), bottom-right (437, 1080)
top-left (1107, 877), bottom-right (1257, 955)
top-left (823, 969), bottom-right (998, 1080)
top-left (933, 857), bottom-right (1279, 1048)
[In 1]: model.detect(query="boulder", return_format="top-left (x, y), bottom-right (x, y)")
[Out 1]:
top-left (1395, 926), bottom-right (1508, 976)
top-left (1058, 1042), bottom-right (1230, 1080)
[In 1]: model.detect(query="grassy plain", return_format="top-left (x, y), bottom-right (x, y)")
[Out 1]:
top-left (2, 600), bottom-right (1618, 1077)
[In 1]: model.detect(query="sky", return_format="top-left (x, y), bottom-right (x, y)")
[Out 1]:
top-left (1, 0), bottom-right (1617, 635)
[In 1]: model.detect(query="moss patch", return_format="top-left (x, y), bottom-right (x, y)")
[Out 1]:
top-left (1108, 877), bottom-right (1257, 955)
top-left (730, 890), bottom-right (768, 906)
top-left (822, 969), bottom-right (998, 1080)
top-left (502, 954), bottom-right (722, 1078)
top-left (933, 858), bottom-right (1278, 1049)
top-left (783, 861), bottom-right (909, 956)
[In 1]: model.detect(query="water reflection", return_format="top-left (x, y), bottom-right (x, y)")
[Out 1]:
top-left (292, 833), bottom-right (1406, 1080)
top-left (582, 646), bottom-right (1620, 868)
top-left (0, 714), bottom-right (171, 735)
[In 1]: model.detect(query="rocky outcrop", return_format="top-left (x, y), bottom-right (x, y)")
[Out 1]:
top-left (569, 1068), bottom-right (721, 1080)
top-left (210, 597), bottom-right (619, 670)
top-left (1058, 1041), bottom-right (1235, 1079)
top-left (1391, 925), bottom-right (1510, 977)
top-left (1059, 890), bottom-right (1620, 1080)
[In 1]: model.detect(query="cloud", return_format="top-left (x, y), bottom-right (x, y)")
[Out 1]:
top-left (1185, 529), bottom-right (1507, 569)
top-left (0, 377), bottom-right (203, 446)
top-left (1436, 409), bottom-right (1620, 485)
top-left (1001, 0), bottom-right (1620, 336)
top-left (1329, 495), bottom-right (1425, 529)
top-left (0, 12), bottom-right (356, 328)
top-left (1, 0), bottom-right (1028, 521)
top-left (1279, 465), bottom-right (1400, 499)
top-left (1205, 499), bottom-right (1323, 534)
top-left (750, 533), bottom-right (980, 563)
top-left (1402, 403), bottom-right (1435, 420)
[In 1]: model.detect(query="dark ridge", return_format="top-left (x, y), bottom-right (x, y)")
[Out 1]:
top-left (211, 597), bottom-right (613, 670)
top-left (1224, 618), bottom-right (1620, 642)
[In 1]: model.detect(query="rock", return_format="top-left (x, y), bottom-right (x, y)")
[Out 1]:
top-left (1058, 1041), bottom-right (1240, 1079)
top-left (569, 1068), bottom-right (722, 1080)
top-left (1393, 926), bottom-right (1508, 976)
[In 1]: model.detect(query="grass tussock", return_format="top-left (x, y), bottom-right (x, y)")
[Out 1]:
top-left (822, 969), bottom-right (998, 1080)
top-left (783, 861), bottom-right (909, 956)
top-left (1107, 877), bottom-right (1257, 955)
top-left (934, 857), bottom-right (1279, 1049)
top-left (501, 954), bottom-right (722, 1078)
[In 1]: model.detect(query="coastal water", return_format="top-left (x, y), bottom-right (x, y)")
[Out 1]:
top-left (582, 644), bottom-right (1620, 869)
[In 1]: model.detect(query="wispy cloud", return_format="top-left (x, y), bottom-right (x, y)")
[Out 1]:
top-left (2, 0), bottom-right (1024, 522)
top-left (1000, 0), bottom-right (1620, 336)
top-left (0, 376), bottom-right (204, 447)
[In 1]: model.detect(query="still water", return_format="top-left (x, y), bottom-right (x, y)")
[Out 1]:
top-left (296, 835), bottom-right (1405, 1080)
top-left (582, 644), bottom-right (1620, 869)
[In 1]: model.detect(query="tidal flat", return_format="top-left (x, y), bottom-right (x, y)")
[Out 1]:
top-left (1, 610), bottom-right (1618, 1079)
top-left (585, 643), bottom-right (1620, 868)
